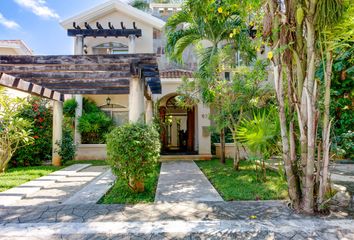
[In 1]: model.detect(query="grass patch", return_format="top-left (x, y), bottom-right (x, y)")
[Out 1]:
top-left (64, 160), bottom-right (108, 166)
top-left (0, 166), bottom-right (62, 192)
top-left (99, 164), bottom-right (160, 204)
top-left (196, 158), bottom-right (288, 201)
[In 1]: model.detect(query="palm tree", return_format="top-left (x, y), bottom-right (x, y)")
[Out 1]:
top-left (165, 0), bottom-right (247, 163)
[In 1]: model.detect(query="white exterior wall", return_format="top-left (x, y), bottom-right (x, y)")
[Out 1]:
top-left (74, 11), bottom-right (154, 54)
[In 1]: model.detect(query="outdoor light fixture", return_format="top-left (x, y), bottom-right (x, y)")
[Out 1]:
top-left (83, 44), bottom-right (88, 54)
top-left (106, 97), bottom-right (111, 106)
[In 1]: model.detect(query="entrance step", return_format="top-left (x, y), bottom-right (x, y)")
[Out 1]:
top-left (160, 155), bottom-right (212, 161)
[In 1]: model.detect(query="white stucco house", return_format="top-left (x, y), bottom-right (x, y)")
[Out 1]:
top-left (60, 0), bottom-right (212, 160)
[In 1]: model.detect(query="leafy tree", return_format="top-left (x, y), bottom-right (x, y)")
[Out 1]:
top-left (0, 95), bottom-right (33, 173)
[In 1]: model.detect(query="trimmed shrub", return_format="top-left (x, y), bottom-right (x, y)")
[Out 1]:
top-left (106, 123), bottom-right (160, 192)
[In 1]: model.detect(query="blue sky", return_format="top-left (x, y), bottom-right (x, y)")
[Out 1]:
top-left (0, 0), bottom-right (128, 55)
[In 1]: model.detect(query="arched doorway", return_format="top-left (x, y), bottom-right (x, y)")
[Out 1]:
top-left (160, 95), bottom-right (196, 155)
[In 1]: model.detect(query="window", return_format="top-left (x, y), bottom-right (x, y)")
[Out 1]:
top-left (92, 42), bottom-right (128, 55)
top-left (100, 103), bottom-right (128, 126)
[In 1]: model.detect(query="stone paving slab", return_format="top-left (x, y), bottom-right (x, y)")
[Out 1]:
top-left (0, 201), bottom-right (353, 239)
top-left (0, 219), bottom-right (353, 240)
top-left (0, 164), bottom-right (91, 207)
top-left (0, 201), bottom-right (349, 224)
top-left (155, 161), bottom-right (223, 202)
top-left (63, 169), bottom-right (116, 204)
top-left (5, 165), bottom-right (108, 207)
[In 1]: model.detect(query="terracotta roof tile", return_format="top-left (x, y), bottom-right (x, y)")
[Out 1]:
top-left (159, 69), bottom-right (194, 78)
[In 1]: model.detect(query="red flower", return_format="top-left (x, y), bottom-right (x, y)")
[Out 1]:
top-left (39, 118), bottom-right (44, 123)
top-left (33, 136), bottom-right (39, 139)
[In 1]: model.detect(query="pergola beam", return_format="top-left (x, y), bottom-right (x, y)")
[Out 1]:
top-left (0, 73), bottom-right (66, 101)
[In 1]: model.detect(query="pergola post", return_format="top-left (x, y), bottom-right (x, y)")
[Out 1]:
top-left (146, 100), bottom-right (153, 124)
top-left (129, 77), bottom-right (145, 122)
top-left (74, 35), bottom-right (84, 145)
top-left (52, 101), bottom-right (63, 166)
top-left (128, 35), bottom-right (136, 54)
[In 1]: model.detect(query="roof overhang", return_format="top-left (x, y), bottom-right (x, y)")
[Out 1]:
top-left (60, 0), bottom-right (165, 30)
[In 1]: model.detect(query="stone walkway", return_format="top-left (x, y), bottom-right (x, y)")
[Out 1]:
top-left (0, 201), bottom-right (353, 239)
top-left (0, 164), bottom-right (113, 207)
top-left (155, 161), bottom-right (223, 202)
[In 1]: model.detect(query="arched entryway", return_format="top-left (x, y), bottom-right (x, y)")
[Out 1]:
top-left (159, 95), bottom-right (196, 155)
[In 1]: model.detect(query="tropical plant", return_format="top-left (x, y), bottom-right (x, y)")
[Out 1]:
top-left (11, 97), bottom-right (52, 167)
top-left (237, 108), bottom-right (280, 181)
top-left (78, 111), bottom-right (113, 144)
top-left (106, 123), bottom-right (160, 192)
top-left (0, 95), bottom-right (33, 173)
top-left (63, 99), bottom-right (78, 118)
top-left (261, 0), bottom-right (350, 213)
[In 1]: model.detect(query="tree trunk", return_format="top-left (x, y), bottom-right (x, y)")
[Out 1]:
top-left (302, 11), bottom-right (317, 214)
top-left (233, 141), bottom-right (240, 170)
top-left (220, 128), bottom-right (226, 164)
top-left (318, 51), bottom-right (333, 204)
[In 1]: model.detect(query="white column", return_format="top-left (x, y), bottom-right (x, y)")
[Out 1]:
top-left (129, 77), bottom-right (145, 122)
top-left (146, 100), bottom-right (153, 124)
top-left (197, 103), bottom-right (211, 155)
top-left (52, 101), bottom-right (63, 166)
top-left (74, 95), bottom-right (83, 144)
top-left (128, 35), bottom-right (136, 54)
top-left (74, 35), bottom-right (84, 145)
top-left (74, 35), bottom-right (84, 55)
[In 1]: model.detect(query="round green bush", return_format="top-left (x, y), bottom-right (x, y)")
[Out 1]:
top-left (106, 123), bottom-right (160, 192)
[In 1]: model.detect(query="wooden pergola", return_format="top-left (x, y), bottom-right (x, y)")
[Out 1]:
top-left (0, 53), bottom-right (161, 165)
top-left (0, 54), bottom-right (161, 97)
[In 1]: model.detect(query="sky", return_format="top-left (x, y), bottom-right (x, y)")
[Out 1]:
top-left (0, 0), bottom-right (129, 55)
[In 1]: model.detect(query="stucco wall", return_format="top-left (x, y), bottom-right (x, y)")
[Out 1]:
top-left (75, 11), bottom-right (154, 54)
top-left (215, 143), bottom-right (248, 159)
top-left (76, 144), bottom-right (107, 160)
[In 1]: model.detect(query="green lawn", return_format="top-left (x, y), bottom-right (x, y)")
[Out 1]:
top-left (196, 159), bottom-right (288, 201)
top-left (0, 166), bottom-right (62, 192)
top-left (99, 164), bottom-right (161, 204)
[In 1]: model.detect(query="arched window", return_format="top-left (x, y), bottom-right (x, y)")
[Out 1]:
top-left (92, 42), bottom-right (128, 55)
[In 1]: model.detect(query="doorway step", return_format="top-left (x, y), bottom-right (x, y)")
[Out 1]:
top-left (160, 155), bottom-right (212, 161)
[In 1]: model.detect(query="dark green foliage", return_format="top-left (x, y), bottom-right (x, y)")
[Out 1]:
top-left (63, 99), bottom-right (77, 118)
top-left (317, 44), bottom-right (353, 159)
top-left (78, 98), bottom-right (113, 144)
top-left (56, 128), bottom-right (76, 164)
top-left (78, 112), bottom-right (113, 144)
top-left (83, 98), bottom-right (100, 113)
top-left (106, 123), bottom-right (160, 192)
top-left (11, 97), bottom-right (52, 167)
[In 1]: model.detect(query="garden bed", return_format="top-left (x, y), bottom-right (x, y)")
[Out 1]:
top-left (196, 159), bottom-right (288, 201)
top-left (99, 164), bottom-right (161, 204)
top-left (0, 166), bottom-right (62, 192)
